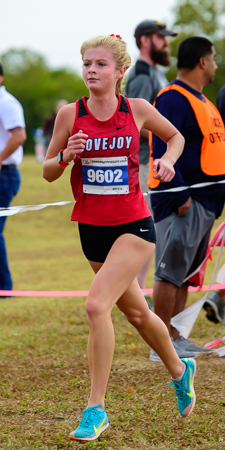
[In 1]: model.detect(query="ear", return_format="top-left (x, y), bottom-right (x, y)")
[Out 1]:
top-left (117, 67), bottom-right (126, 79)
top-left (199, 56), bottom-right (206, 69)
top-left (0, 75), bottom-right (3, 85)
top-left (140, 35), bottom-right (151, 48)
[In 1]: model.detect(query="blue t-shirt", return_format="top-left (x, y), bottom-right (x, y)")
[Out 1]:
top-left (151, 79), bottom-right (225, 222)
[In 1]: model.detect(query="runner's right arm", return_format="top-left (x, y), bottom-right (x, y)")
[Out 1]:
top-left (43, 104), bottom-right (87, 182)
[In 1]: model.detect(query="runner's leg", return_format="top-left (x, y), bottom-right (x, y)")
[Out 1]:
top-left (117, 279), bottom-right (184, 378)
top-left (86, 234), bottom-right (154, 407)
top-left (86, 234), bottom-right (183, 407)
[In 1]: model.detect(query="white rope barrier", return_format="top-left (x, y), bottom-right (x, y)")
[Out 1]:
top-left (0, 180), bottom-right (224, 216)
top-left (144, 179), bottom-right (225, 195)
top-left (0, 201), bottom-right (73, 217)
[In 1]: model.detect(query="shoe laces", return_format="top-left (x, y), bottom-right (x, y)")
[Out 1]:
top-left (78, 405), bottom-right (102, 427)
top-left (166, 381), bottom-right (183, 398)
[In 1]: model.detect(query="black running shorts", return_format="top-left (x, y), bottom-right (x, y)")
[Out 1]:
top-left (78, 216), bottom-right (156, 262)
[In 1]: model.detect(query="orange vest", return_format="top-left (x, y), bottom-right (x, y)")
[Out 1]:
top-left (148, 84), bottom-right (225, 188)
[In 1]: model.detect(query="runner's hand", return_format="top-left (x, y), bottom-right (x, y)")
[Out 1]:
top-left (153, 158), bottom-right (175, 182)
top-left (64, 130), bottom-right (88, 162)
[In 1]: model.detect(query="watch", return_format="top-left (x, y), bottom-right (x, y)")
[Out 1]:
top-left (57, 150), bottom-right (70, 168)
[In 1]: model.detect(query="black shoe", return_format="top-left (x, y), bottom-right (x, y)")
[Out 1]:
top-left (203, 292), bottom-right (225, 323)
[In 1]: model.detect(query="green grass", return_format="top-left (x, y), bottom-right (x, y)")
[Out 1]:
top-left (0, 155), bottom-right (225, 450)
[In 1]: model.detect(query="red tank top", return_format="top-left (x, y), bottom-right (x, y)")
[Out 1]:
top-left (70, 95), bottom-right (150, 225)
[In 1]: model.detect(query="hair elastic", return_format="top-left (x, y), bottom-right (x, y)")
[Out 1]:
top-left (109, 34), bottom-right (122, 40)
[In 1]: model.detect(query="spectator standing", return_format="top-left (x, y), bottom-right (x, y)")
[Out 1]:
top-left (33, 128), bottom-right (47, 162)
top-left (216, 84), bottom-right (225, 124)
top-left (148, 37), bottom-right (225, 361)
top-left (125, 20), bottom-right (177, 291)
top-left (33, 100), bottom-right (68, 163)
top-left (0, 63), bottom-right (26, 295)
top-left (203, 87), bottom-right (225, 323)
top-left (43, 99), bottom-right (68, 148)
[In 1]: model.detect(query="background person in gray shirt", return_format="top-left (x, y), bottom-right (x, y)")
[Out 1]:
top-left (125, 20), bottom-right (178, 291)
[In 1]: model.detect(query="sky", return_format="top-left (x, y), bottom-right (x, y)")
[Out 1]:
top-left (1, 0), bottom-right (177, 75)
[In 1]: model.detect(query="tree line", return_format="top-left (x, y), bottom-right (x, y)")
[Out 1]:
top-left (0, 49), bottom-right (89, 154)
top-left (1, 0), bottom-right (225, 154)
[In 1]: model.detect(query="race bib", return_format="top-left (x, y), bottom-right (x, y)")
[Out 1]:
top-left (81, 156), bottom-right (129, 195)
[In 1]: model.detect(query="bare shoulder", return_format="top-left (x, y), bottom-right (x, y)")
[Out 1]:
top-left (57, 102), bottom-right (76, 120)
top-left (128, 98), bottom-right (154, 117)
top-left (54, 102), bottom-right (76, 135)
top-left (127, 98), bottom-right (155, 129)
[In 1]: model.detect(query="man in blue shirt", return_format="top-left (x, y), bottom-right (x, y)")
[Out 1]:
top-left (150, 37), bottom-right (225, 361)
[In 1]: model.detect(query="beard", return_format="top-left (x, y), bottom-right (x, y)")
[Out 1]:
top-left (150, 43), bottom-right (171, 67)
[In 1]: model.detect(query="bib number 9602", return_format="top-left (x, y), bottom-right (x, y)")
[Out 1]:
top-left (87, 168), bottom-right (123, 184)
top-left (82, 156), bottom-right (129, 195)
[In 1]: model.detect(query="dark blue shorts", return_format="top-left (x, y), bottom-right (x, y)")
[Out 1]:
top-left (78, 216), bottom-right (156, 262)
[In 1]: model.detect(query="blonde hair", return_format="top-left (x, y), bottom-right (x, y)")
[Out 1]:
top-left (80, 35), bottom-right (132, 95)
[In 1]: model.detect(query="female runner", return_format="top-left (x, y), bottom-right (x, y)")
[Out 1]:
top-left (43, 34), bottom-right (197, 442)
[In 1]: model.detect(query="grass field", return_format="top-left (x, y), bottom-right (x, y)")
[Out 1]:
top-left (0, 155), bottom-right (225, 450)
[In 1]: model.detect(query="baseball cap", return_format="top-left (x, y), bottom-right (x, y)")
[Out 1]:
top-left (134, 20), bottom-right (177, 38)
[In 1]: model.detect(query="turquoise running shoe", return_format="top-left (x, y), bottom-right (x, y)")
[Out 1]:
top-left (69, 405), bottom-right (109, 441)
top-left (172, 358), bottom-right (197, 418)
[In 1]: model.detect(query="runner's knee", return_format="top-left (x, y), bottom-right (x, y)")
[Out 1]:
top-left (126, 310), bottom-right (149, 329)
top-left (86, 294), bottom-right (111, 322)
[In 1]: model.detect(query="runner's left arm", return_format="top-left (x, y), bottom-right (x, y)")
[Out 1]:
top-left (129, 98), bottom-right (185, 183)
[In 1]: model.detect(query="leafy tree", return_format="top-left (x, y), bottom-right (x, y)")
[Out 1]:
top-left (0, 49), bottom-right (88, 154)
top-left (166, 0), bottom-right (225, 104)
